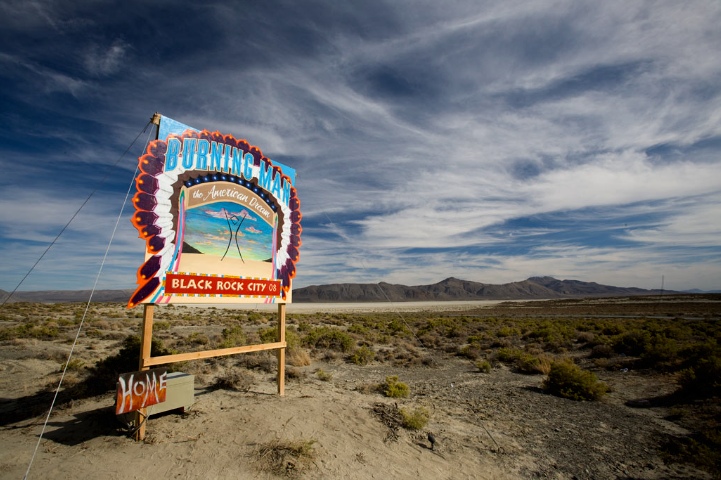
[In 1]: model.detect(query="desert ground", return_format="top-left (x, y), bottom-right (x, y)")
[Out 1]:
top-left (0, 295), bottom-right (719, 479)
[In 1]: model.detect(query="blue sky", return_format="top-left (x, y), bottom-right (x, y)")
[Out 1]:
top-left (1, 0), bottom-right (719, 292)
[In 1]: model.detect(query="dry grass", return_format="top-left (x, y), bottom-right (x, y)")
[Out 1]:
top-left (257, 439), bottom-right (316, 476)
top-left (285, 366), bottom-right (306, 381)
top-left (316, 368), bottom-right (333, 381)
top-left (209, 370), bottom-right (255, 392)
top-left (535, 354), bottom-right (553, 375)
top-left (288, 348), bottom-right (311, 366)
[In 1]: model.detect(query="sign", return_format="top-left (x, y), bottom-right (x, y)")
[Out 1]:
top-left (116, 368), bottom-right (168, 415)
top-left (128, 115), bottom-right (302, 308)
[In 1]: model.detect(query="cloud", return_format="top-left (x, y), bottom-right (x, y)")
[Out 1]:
top-left (84, 39), bottom-right (129, 76)
top-left (202, 208), bottom-right (255, 221)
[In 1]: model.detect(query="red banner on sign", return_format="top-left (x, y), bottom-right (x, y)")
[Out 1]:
top-left (165, 273), bottom-right (282, 297)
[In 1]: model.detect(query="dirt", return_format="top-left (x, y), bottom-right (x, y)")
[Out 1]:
top-left (0, 298), bottom-right (717, 479)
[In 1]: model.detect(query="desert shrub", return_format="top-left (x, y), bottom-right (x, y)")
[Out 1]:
top-left (350, 346), bottom-right (375, 365)
top-left (186, 332), bottom-right (210, 346)
top-left (543, 360), bottom-right (608, 401)
top-left (285, 367), bottom-right (306, 380)
top-left (444, 325), bottom-right (466, 338)
top-left (154, 321), bottom-right (171, 330)
top-left (400, 406), bottom-right (429, 430)
top-left (459, 344), bottom-right (481, 360)
top-left (303, 327), bottom-right (354, 352)
top-left (238, 351), bottom-right (276, 373)
top-left (476, 360), bottom-right (491, 373)
top-left (662, 324), bottom-right (693, 341)
top-left (382, 376), bottom-right (410, 398)
top-left (525, 322), bottom-right (573, 345)
top-left (316, 369), bottom-right (333, 381)
top-left (497, 347), bottom-right (524, 363)
top-left (576, 331), bottom-right (595, 345)
top-left (287, 330), bottom-right (302, 349)
top-left (601, 323), bottom-right (626, 336)
top-left (496, 327), bottom-right (520, 337)
top-left (612, 330), bottom-right (649, 356)
top-left (348, 324), bottom-right (369, 334)
top-left (210, 370), bottom-right (255, 391)
top-left (59, 359), bottom-right (85, 372)
top-left (496, 348), bottom-right (548, 374)
top-left (516, 353), bottom-right (541, 373)
top-left (387, 319), bottom-right (410, 336)
top-left (593, 358), bottom-right (609, 369)
top-left (219, 325), bottom-right (246, 348)
top-left (0, 323), bottom-right (59, 340)
top-left (419, 333), bottom-right (442, 348)
top-left (422, 356), bottom-right (436, 367)
top-left (258, 327), bottom-right (300, 349)
top-left (589, 344), bottom-right (613, 358)
top-left (677, 354), bottom-right (721, 398)
top-left (258, 327), bottom-right (278, 344)
top-left (467, 334), bottom-right (485, 345)
top-left (640, 334), bottom-right (678, 367)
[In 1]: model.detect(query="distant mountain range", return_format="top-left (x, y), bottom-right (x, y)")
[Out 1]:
top-left (292, 276), bottom-right (678, 302)
top-left (0, 276), bottom-right (695, 304)
top-left (682, 288), bottom-right (721, 294)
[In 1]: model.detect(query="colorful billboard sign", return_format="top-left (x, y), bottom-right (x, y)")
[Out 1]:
top-left (128, 115), bottom-right (301, 307)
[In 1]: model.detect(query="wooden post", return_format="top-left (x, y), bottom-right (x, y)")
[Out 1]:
top-left (277, 303), bottom-right (286, 396)
top-left (136, 304), bottom-right (154, 441)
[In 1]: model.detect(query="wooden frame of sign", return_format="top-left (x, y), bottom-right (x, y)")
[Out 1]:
top-left (135, 303), bottom-right (286, 440)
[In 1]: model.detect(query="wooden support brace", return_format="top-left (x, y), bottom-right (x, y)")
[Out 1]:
top-left (136, 304), bottom-right (154, 441)
top-left (277, 303), bottom-right (286, 396)
top-left (144, 341), bottom-right (287, 366)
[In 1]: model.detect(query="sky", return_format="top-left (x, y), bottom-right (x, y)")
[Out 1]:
top-left (0, 0), bottom-right (720, 293)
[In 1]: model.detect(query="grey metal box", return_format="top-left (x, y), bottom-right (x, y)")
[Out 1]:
top-left (148, 372), bottom-right (194, 415)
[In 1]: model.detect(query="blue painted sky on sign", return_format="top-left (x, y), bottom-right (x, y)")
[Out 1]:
top-left (0, 1), bottom-right (719, 292)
